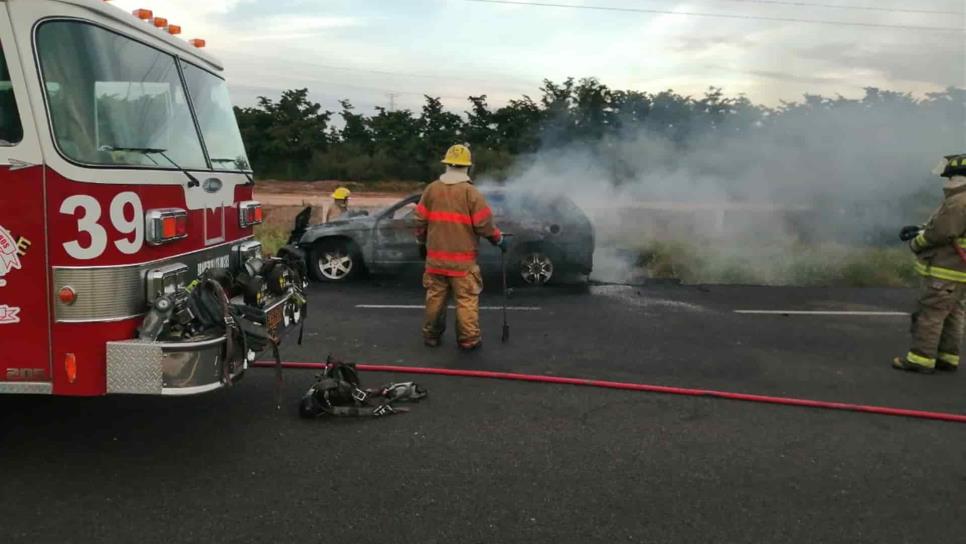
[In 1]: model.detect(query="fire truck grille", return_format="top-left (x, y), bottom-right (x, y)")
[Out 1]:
top-left (52, 242), bottom-right (248, 322)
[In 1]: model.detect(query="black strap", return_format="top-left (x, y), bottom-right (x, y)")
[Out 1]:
top-left (272, 340), bottom-right (282, 410)
top-left (322, 403), bottom-right (408, 417)
top-left (297, 303), bottom-right (306, 345)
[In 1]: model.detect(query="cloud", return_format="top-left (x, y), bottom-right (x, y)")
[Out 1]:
top-left (232, 15), bottom-right (362, 42)
top-left (109, 0), bottom-right (964, 111)
top-left (744, 69), bottom-right (845, 87)
top-left (797, 40), bottom-right (965, 88)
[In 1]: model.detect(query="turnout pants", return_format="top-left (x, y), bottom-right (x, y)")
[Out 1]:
top-left (422, 265), bottom-right (483, 346)
top-left (907, 278), bottom-right (966, 369)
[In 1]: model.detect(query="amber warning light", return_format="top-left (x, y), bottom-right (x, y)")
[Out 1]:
top-left (132, 8), bottom-right (153, 20)
top-left (64, 353), bottom-right (78, 384)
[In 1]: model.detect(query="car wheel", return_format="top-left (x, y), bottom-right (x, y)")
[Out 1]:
top-left (309, 239), bottom-right (361, 282)
top-left (518, 251), bottom-right (555, 286)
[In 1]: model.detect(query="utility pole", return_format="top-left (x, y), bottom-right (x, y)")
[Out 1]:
top-left (387, 92), bottom-right (399, 112)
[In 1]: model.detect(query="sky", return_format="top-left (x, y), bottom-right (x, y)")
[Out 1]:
top-left (109, 0), bottom-right (966, 115)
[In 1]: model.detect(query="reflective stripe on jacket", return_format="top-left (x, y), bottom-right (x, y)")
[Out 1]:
top-left (414, 179), bottom-right (501, 277)
top-left (911, 185), bottom-right (966, 283)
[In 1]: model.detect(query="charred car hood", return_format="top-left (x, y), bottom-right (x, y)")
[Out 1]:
top-left (300, 215), bottom-right (374, 241)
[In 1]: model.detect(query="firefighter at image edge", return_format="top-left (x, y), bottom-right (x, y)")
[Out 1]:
top-left (325, 187), bottom-right (351, 223)
top-left (415, 144), bottom-right (507, 351)
top-left (894, 153), bottom-right (966, 374)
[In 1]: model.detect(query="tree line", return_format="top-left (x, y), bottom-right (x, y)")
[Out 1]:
top-left (233, 78), bottom-right (964, 183)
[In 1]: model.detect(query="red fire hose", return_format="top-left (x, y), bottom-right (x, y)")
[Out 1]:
top-left (252, 361), bottom-right (966, 424)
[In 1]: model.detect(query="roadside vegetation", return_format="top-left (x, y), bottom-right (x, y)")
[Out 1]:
top-left (235, 82), bottom-right (963, 184)
top-left (633, 242), bottom-right (917, 287)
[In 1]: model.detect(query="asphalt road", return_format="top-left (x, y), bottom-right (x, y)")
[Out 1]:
top-left (3, 277), bottom-right (966, 543)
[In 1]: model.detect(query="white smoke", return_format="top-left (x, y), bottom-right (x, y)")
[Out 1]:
top-left (484, 92), bottom-right (966, 284)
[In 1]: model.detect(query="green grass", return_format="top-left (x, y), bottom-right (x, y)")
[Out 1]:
top-left (254, 224), bottom-right (289, 257)
top-left (633, 242), bottom-right (917, 287)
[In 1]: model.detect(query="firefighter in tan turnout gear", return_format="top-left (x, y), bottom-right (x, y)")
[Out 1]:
top-left (415, 144), bottom-right (507, 351)
top-left (325, 187), bottom-right (351, 223)
top-left (894, 154), bottom-right (966, 373)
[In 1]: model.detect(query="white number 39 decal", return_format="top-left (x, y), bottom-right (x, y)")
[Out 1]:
top-left (60, 192), bottom-right (144, 260)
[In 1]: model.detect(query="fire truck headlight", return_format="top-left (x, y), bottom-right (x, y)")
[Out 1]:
top-left (232, 240), bottom-right (262, 270)
top-left (146, 263), bottom-right (189, 304)
top-left (146, 208), bottom-right (188, 246)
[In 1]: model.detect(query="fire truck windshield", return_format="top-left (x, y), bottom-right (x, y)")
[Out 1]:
top-left (182, 63), bottom-right (251, 172)
top-left (36, 20), bottom-right (208, 170)
top-left (0, 44), bottom-right (22, 146)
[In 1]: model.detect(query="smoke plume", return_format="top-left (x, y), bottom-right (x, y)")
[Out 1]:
top-left (486, 90), bottom-right (966, 285)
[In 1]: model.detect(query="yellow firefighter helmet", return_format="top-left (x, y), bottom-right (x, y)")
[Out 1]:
top-left (332, 187), bottom-right (351, 200)
top-left (441, 144), bottom-right (472, 167)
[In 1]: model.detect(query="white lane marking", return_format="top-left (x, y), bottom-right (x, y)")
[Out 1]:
top-left (356, 304), bottom-right (541, 311)
top-left (734, 310), bottom-right (908, 316)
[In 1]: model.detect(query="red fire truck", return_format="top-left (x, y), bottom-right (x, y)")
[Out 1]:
top-left (0, 0), bottom-right (304, 396)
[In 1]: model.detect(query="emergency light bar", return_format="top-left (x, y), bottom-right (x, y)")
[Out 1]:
top-left (146, 208), bottom-right (188, 246)
top-left (238, 201), bottom-right (263, 228)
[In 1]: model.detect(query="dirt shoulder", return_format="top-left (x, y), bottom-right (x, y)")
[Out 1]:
top-left (255, 180), bottom-right (414, 210)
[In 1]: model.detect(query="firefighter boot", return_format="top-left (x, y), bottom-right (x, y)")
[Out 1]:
top-left (892, 355), bottom-right (936, 374)
top-left (936, 353), bottom-right (959, 372)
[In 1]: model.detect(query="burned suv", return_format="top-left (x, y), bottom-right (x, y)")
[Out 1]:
top-left (294, 188), bottom-right (595, 285)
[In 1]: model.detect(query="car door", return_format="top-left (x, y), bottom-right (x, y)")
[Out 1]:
top-left (372, 196), bottom-right (422, 266)
top-left (0, 15), bottom-right (51, 391)
top-left (477, 191), bottom-right (513, 268)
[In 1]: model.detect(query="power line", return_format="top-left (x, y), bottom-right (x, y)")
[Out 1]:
top-left (633, 0), bottom-right (963, 16)
top-left (462, 0), bottom-right (966, 32)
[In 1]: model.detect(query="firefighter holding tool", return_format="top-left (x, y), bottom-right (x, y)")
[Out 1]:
top-left (894, 154), bottom-right (966, 374)
top-left (415, 144), bottom-right (507, 351)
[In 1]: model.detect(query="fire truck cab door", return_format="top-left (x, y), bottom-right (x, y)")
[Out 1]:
top-left (0, 8), bottom-right (51, 391)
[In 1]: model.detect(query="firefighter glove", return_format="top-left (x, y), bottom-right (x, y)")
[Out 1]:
top-left (494, 235), bottom-right (509, 253)
top-left (900, 225), bottom-right (922, 242)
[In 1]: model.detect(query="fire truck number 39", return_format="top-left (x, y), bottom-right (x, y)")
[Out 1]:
top-left (60, 193), bottom-right (144, 259)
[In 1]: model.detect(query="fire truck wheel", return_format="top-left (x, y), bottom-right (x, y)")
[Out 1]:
top-left (309, 239), bottom-right (362, 282)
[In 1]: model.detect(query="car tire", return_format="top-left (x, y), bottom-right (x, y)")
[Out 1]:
top-left (515, 246), bottom-right (557, 286)
top-left (309, 239), bottom-right (362, 282)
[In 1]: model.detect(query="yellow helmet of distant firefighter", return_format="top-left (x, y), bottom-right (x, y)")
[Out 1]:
top-left (441, 144), bottom-right (472, 167)
top-left (332, 187), bottom-right (351, 200)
